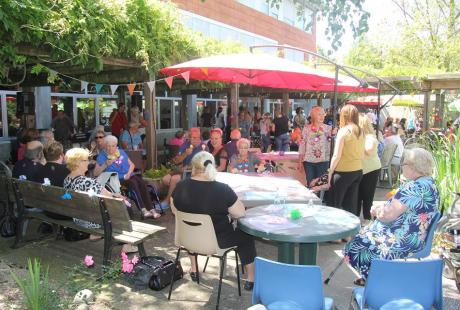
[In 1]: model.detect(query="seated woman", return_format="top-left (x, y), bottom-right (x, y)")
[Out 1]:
top-left (94, 135), bottom-right (160, 219)
top-left (171, 151), bottom-right (257, 290)
top-left (64, 147), bottom-right (138, 252)
top-left (64, 148), bottom-right (114, 229)
top-left (343, 148), bottom-right (440, 285)
top-left (89, 130), bottom-right (106, 158)
top-left (228, 138), bottom-right (264, 174)
top-left (209, 128), bottom-right (228, 172)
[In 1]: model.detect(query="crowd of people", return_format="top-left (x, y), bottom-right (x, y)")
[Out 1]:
top-left (7, 101), bottom-right (442, 291)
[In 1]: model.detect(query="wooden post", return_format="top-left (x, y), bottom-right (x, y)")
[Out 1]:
top-left (282, 92), bottom-right (289, 116)
top-left (231, 83), bottom-right (239, 128)
top-left (144, 82), bottom-right (157, 169)
top-left (423, 91), bottom-right (429, 130)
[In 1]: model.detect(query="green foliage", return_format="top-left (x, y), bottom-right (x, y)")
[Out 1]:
top-left (144, 165), bottom-right (172, 179)
top-left (344, 0), bottom-right (460, 78)
top-left (412, 131), bottom-right (460, 213)
top-left (11, 258), bottom-right (61, 310)
top-left (268, 0), bottom-right (369, 51)
top-left (0, 0), bottom-right (243, 82)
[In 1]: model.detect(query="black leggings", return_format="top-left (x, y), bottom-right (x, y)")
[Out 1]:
top-left (329, 170), bottom-right (363, 214)
top-left (357, 169), bottom-right (380, 219)
top-left (121, 175), bottom-right (152, 211)
top-left (219, 229), bottom-right (256, 266)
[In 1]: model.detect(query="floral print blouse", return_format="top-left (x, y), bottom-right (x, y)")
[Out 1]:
top-left (343, 176), bottom-right (440, 278)
top-left (298, 124), bottom-right (332, 163)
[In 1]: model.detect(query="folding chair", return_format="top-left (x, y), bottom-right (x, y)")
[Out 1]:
top-left (379, 143), bottom-right (398, 188)
top-left (168, 211), bottom-right (241, 310)
top-left (350, 259), bottom-right (443, 310)
top-left (252, 257), bottom-right (334, 310)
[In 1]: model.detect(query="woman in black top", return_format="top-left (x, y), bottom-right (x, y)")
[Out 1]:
top-left (171, 151), bottom-right (256, 290)
top-left (209, 128), bottom-right (228, 172)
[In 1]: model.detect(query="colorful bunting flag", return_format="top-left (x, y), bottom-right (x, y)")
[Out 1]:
top-left (200, 68), bottom-right (208, 76)
top-left (81, 81), bottom-right (88, 93)
top-left (110, 85), bottom-right (119, 95)
top-left (165, 76), bottom-right (173, 89)
top-left (180, 71), bottom-right (190, 84)
top-left (95, 84), bottom-right (103, 93)
top-left (146, 81), bottom-right (155, 94)
top-left (127, 83), bottom-right (136, 96)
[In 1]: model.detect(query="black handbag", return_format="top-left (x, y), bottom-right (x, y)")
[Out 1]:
top-left (126, 256), bottom-right (183, 291)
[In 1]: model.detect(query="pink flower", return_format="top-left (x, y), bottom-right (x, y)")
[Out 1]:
top-left (84, 255), bottom-right (94, 267)
top-left (120, 251), bottom-right (129, 263)
top-left (419, 213), bottom-right (429, 223)
top-left (122, 261), bottom-right (134, 273)
top-left (131, 255), bottom-right (139, 265)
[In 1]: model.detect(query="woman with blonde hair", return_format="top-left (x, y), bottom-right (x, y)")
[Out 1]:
top-left (171, 151), bottom-right (257, 290)
top-left (356, 114), bottom-right (381, 222)
top-left (328, 104), bottom-right (365, 215)
top-left (298, 106), bottom-right (333, 186)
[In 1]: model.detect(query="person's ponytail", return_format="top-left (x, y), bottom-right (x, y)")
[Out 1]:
top-left (203, 159), bottom-right (217, 181)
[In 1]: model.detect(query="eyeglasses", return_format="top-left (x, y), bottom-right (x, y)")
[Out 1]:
top-left (95, 136), bottom-right (104, 139)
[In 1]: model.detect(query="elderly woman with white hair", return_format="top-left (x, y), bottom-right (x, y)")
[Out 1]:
top-left (171, 151), bottom-right (257, 290)
top-left (227, 138), bottom-right (263, 174)
top-left (94, 135), bottom-right (160, 219)
top-left (343, 147), bottom-right (440, 286)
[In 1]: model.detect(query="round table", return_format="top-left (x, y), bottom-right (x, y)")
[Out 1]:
top-left (238, 203), bottom-right (361, 265)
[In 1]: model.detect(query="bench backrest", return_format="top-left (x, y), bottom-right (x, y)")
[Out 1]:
top-left (14, 179), bottom-right (132, 231)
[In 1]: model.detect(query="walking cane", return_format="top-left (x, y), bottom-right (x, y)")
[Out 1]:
top-left (324, 257), bottom-right (345, 285)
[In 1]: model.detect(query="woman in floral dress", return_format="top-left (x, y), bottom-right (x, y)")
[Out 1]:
top-left (343, 148), bottom-right (440, 285)
top-left (298, 106), bottom-right (333, 185)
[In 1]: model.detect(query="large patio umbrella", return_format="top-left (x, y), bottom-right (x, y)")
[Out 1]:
top-left (160, 53), bottom-right (340, 91)
top-left (315, 75), bottom-right (378, 93)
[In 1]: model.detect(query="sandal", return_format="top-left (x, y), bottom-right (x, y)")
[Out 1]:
top-left (142, 209), bottom-right (154, 219)
top-left (189, 271), bottom-right (198, 282)
top-left (244, 281), bottom-right (254, 291)
top-left (152, 211), bottom-right (161, 219)
top-left (353, 278), bottom-right (366, 286)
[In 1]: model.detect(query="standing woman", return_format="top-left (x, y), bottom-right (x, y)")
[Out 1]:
top-left (356, 115), bottom-right (381, 223)
top-left (298, 106), bottom-right (333, 186)
top-left (328, 104), bottom-right (365, 215)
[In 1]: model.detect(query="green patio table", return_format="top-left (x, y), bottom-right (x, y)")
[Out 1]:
top-left (238, 203), bottom-right (361, 265)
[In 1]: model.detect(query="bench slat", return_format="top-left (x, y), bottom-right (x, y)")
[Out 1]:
top-left (101, 197), bottom-right (133, 231)
top-left (17, 180), bottom-right (102, 224)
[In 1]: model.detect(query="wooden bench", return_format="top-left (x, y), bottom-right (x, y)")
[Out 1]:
top-left (11, 178), bottom-right (165, 265)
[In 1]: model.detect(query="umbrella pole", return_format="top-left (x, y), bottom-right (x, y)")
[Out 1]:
top-left (230, 83), bottom-right (239, 129)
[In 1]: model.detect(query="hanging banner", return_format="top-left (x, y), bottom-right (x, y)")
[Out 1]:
top-left (81, 81), bottom-right (88, 93)
top-left (127, 83), bottom-right (136, 96)
top-left (146, 81), bottom-right (155, 94)
top-left (95, 84), bottom-right (103, 94)
top-left (165, 76), bottom-right (173, 89)
top-left (180, 71), bottom-right (190, 84)
top-left (110, 84), bottom-right (119, 95)
top-left (200, 68), bottom-right (208, 76)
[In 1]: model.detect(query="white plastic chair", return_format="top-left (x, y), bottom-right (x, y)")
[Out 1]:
top-left (168, 210), bottom-right (241, 310)
top-left (379, 143), bottom-right (398, 187)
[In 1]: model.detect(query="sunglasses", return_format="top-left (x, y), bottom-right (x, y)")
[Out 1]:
top-left (95, 136), bottom-right (104, 139)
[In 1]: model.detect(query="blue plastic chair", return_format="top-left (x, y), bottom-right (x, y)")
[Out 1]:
top-left (409, 212), bottom-right (440, 259)
top-left (252, 257), bottom-right (333, 310)
top-left (351, 259), bottom-right (443, 310)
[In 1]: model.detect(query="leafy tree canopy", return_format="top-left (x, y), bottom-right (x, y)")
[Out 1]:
top-left (0, 0), bottom-right (243, 83)
top-left (268, 0), bottom-right (370, 51)
top-left (345, 0), bottom-right (460, 78)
